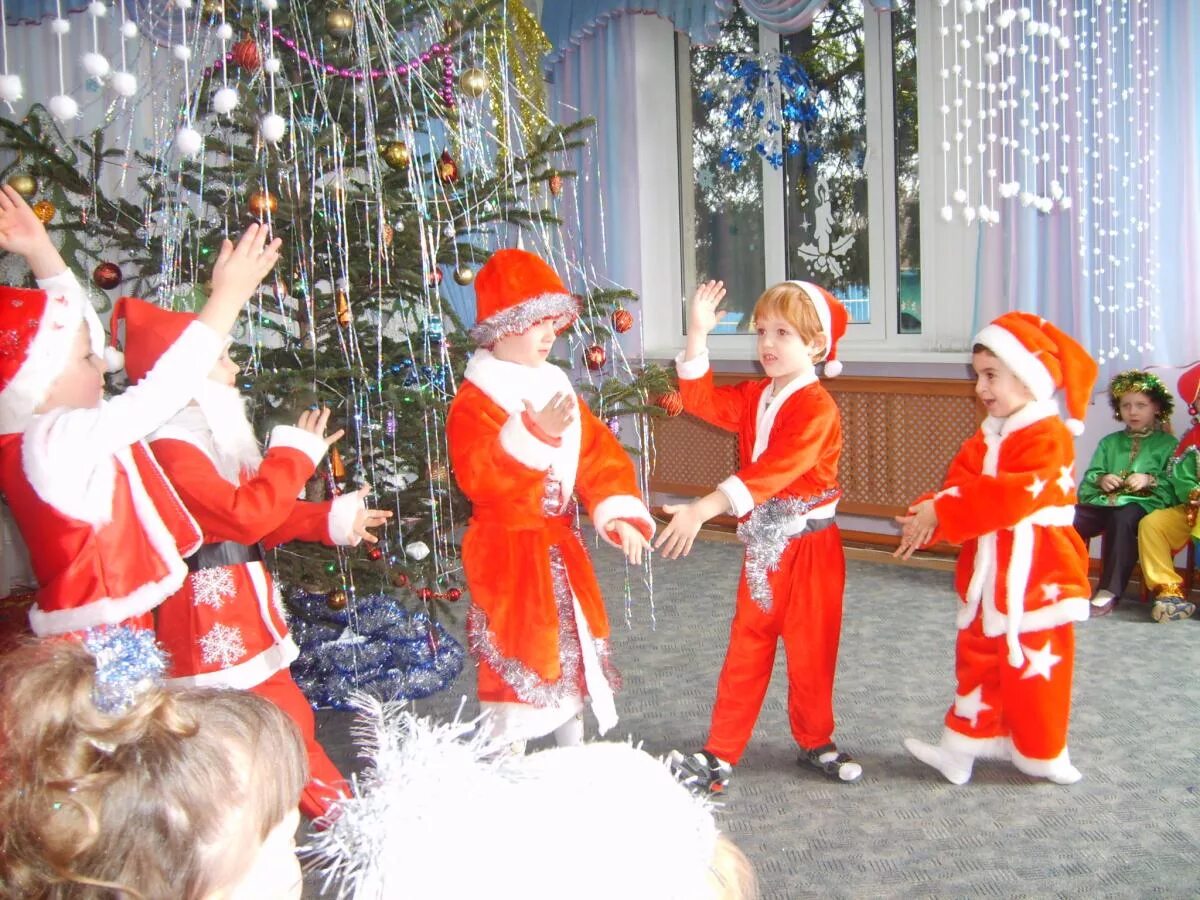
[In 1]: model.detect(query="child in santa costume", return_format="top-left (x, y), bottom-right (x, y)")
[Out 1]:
top-left (1073, 370), bottom-right (1177, 616)
top-left (0, 183), bottom-right (280, 637)
top-left (446, 248), bottom-right (654, 750)
top-left (660, 279), bottom-right (862, 793)
top-left (896, 311), bottom-right (1098, 785)
top-left (1137, 363), bottom-right (1200, 622)
top-left (114, 297), bottom-right (393, 819)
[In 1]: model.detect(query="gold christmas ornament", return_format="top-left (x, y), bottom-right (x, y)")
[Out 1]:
top-left (335, 289), bottom-right (351, 327)
top-left (548, 173), bottom-right (563, 197)
top-left (459, 67), bottom-right (489, 98)
top-left (452, 264), bottom-right (474, 286)
top-left (248, 190), bottom-right (278, 218)
top-left (201, 0), bottom-right (223, 16)
top-left (327, 589), bottom-right (348, 610)
top-left (325, 7), bottom-right (354, 37)
top-left (31, 200), bottom-right (55, 224)
top-left (382, 223), bottom-right (394, 247)
top-left (380, 140), bottom-right (411, 171)
top-left (6, 174), bottom-right (36, 198)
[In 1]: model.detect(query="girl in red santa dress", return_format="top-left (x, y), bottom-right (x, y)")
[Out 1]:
top-left (895, 312), bottom-right (1098, 785)
top-left (0, 184), bottom-right (279, 638)
top-left (658, 279), bottom-right (862, 794)
top-left (446, 248), bottom-right (654, 752)
top-left (113, 299), bottom-right (393, 820)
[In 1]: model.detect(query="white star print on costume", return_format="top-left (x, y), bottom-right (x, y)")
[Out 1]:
top-left (199, 623), bottom-right (247, 667)
top-left (1026, 475), bottom-right (1047, 498)
top-left (1056, 465), bottom-right (1075, 494)
top-left (189, 567), bottom-right (235, 610)
top-left (1042, 582), bottom-right (1062, 602)
top-left (953, 685), bottom-right (993, 727)
top-left (1020, 640), bottom-right (1063, 681)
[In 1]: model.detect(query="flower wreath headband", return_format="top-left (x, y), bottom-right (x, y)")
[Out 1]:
top-left (1106, 370), bottom-right (1174, 423)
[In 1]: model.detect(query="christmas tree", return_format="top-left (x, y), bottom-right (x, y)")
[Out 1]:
top-left (0, 0), bottom-right (669, 704)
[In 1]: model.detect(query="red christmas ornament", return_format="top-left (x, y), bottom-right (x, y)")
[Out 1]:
top-left (656, 390), bottom-right (684, 418)
top-left (419, 587), bottom-right (434, 601)
top-left (231, 37), bottom-right (261, 71)
top-left (392, 572), bottom-right (410, 588)
top-left (584, 344), bottom-right (606, 370)
top-left (92, 262), bottom-right (123, 290)
top-left (548, 173), bottom-right (563, 196)
top-left (368, 547), bottom-right (383, 561)
top-left (426, 268), bottom-right (443, 286)
top-left (446, 587), bottom-right (462, 602)
top-left (437, 150), bottom-right (459, 184)
top-left (612, 308), bottom-right (634, 334)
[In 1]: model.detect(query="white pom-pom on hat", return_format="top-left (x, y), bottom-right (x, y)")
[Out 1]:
top-left (104, 346), bottom-right (125, 373)
top-left (1065, 418), bottom-right (1085, 436)
top-left (49, 94), bottom-right (80, 121)
top-left (82, 52), bottom-right (111, 78)
top-left (212, 86), bottom-right (238, 114)
top-left (823, 359), bottom-right (843, 378)
top-left (0, 74), bottom-right (23, 103)
top-left (110, 71), bottom-right (137, 96)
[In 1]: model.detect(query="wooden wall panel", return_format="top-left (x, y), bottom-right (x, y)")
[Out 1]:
top-left (649, 375), bottom-right (980, 518)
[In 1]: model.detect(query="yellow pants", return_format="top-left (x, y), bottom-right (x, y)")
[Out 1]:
top-left (1137, 505), bottom-right (1193, 596)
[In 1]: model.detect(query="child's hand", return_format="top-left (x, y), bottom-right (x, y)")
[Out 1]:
top-left (0, 184), bottom-right (63, 277)
top-left (297, 406), bottom-right (346, 449)
top-left (1097, 473), bottom-right (1123, 493)
top-left (655, 501), bottom-right (706, 559)
top-left (607, 519), bottom-right (650, 565)
top-left (197, 224), bottom-right (282, 336)
top-left (893, 499), bottom-right (938, 560)
top-left (522, 393), bottom-right (575, 439)
top-left (687, 280), bottom-right (727, 337)
top-left (350, 484), bottom-right (393, 544)
top-left (1124, 473), bottom-right (1152, 493)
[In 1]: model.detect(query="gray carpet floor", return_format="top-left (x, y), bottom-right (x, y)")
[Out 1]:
top-left (306, 536), bottom-right (1200, 899)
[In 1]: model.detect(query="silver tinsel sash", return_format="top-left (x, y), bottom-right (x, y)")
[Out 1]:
top-left (737, 490), bottom-right (840, 611)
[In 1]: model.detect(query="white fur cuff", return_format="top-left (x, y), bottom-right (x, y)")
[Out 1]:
top-left (268, 425), bottom-right (328, 467)
top-left (498, 414), bottom-right (556, 471)
top-left (673, 349), bottom-right (710, 381)
top-left (328, 491), bottom-right (364, 546)
top-left (717, 476), bottom-right (755, 518)
top-left (591, 494), bottom-right (655, 542)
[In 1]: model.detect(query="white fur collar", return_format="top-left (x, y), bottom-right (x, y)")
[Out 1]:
top-left (464, 350), bottom-right (582, 502)
top-left (752, 372), bottom-right (818, 462)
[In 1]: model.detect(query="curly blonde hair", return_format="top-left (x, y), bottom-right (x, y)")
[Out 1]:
top-left (0, 638), bottom-right (307, 899)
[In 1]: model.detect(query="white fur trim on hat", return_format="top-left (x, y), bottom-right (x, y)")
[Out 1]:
top-left (974, 322), bottom-right (1056, 401)
top-left (468, 293), bottom-right (578, 347)
top-left (790, 281), bottom-right (841, 376)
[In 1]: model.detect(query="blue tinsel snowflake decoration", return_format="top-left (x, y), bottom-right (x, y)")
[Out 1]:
top-left (701, 51), bottom-right (823, 172)
top-left (287, 590), bottom-right (465, 710)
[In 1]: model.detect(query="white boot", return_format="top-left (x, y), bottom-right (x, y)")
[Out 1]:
top-left (903, 736), bottom-right (975, 785)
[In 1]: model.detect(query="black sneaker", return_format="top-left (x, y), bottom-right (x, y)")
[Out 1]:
top-left (667, 749), bottom-right (733, 795)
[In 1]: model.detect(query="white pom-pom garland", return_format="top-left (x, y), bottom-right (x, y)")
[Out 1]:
top-left (51, 17), bottom-right (70, 34)
top-left (173, 44), bottom-right (192, 62)
top-left (216, 22), bottom-right (233, 40)
top-left (0, 74), bottom-right (23, 103)
top-left (49, 94), bottom-right (80, 121)
top-left (121, 20), bottom-right (138, 38)
top-left (259, 113), bottom-right (287, 143)
top-left (88, 0), bottom-right (107, 16)
top-left (82, 52), bottom-right (111, 78)
top-left (212, 87), bottom-right (239, 114)
top-left (174, 125), bottom-right (203, 157)
top-left (264, 57), bottom-right (281, 74)
top-left (110, 71), bottom-right (138, 97)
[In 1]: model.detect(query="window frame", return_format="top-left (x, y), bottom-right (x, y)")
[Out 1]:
top-left (661, 2), bottom-right (955, 361)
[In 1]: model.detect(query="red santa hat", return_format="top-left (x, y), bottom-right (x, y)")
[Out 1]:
top-left (974, 311), bottom-right (1099, 436)
top-left (0, 283), bottom-right (108, 434)
top-left (108, 296), bottom-right (196, 385)
top-left (1178, 362), bottom-right (1200, 417)
top-left (468, 249), bottom-right (579, 348)
top-left (790, 281), bottom-right (849, 377)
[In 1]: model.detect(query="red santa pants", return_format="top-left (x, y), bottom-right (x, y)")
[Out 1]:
top-left (251, 669), bottom-right (349, 820)
top-left (945, 616), bottom-right (1074, 763)
top-left (704, 525), bottom-right (845, 765)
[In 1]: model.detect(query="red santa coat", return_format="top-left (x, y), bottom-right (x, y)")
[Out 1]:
top-left (447, 350), bottom-right (653, 740)
top-left (149, 411), bottom-right (361, 689)
top-left (926, 399), bottom-right (1091, 664)
top-left (0, 316), bottom-right (225, 636)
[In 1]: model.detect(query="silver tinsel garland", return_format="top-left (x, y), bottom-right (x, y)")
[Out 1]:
top-left (737, 490), bottom-right (839, 611)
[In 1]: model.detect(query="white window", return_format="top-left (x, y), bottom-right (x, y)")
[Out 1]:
top-left (640, 1), bottom-right (974, 362)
